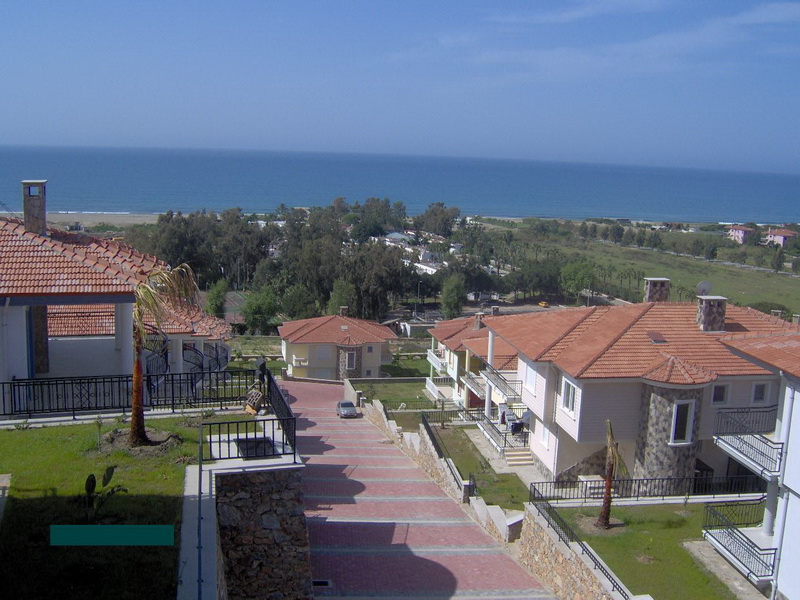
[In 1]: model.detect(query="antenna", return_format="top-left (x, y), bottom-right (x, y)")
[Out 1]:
top-left (696, 281), bottom-right (713, 296)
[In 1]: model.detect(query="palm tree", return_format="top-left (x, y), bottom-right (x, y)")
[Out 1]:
top-left (130, 264), bottom-right (200, 446)
top-left (596, 419), bottom-right (629, 529)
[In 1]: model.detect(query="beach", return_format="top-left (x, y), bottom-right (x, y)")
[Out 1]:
top-left (1, 211), bottom-right (160, 228)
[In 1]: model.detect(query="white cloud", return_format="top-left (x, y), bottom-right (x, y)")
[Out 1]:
top-left (492, 0), bottom-right (667, 25)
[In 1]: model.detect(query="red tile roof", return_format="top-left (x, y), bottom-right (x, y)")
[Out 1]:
top-left (722, 333), bottom-right (800, 380)
top-left (429, 316), bottom-right (519, 370)
top-left (279, 315), bottom-right (397, 346)
top-left (484, 303), bottom-right (800, 385)
top-left (0, 218), bottom-right (162, 298)
top-left (766, 228), bottom-right (798, 237)
top-left (47, 303), bottom-right (231, 340)
top-left (726, 225), bottom-right (755, 232)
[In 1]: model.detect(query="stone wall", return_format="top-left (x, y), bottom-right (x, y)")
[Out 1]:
top-left (337, 345), bottom-right (362, 380)
top-left (215, 467), bottom-right (313, 600)
top-left (557, 448), bottom-right (606, 482)
top-left (633, 384), bottom-right (702, 479)
top-left (517, 506), bottom-right (630, 600)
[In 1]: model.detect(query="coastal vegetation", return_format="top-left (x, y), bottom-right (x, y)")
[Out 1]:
top-left (120, 199), bottom-right (800, 324)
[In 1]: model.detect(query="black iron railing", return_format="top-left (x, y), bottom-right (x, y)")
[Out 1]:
top-left (420, 413), bottom-right (464, 490)
top-left (480, 416), bottom-right (530, 449)
top-left (715, 405), bottom-right (778, 435)
top-left (529, 486), bottom-right (630, 599)
top-left (200, 418), bottom-right (297, 463)
top-left (530, 475), bottom-right (766, 503)
top-left (481, 364), bottom-right (523, 400)
top-left (1, 368), bottom-right (265, 418)
top-left (703, 499), bottom-right (776, 580)
top-left (420, 408), bottom-right (485, 424)
top-left (715, 434), bottom-right (784, 477)
top-left (468, 472), bottom-right (478, 497)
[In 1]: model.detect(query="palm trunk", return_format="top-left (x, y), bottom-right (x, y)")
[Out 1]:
top-left (129, 319), bottom-right (149, 446)
top-left (596, 448), bottom-right (614, 529)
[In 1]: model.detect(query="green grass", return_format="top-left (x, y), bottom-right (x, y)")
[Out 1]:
top-left (0, 414), bottom-right (250, 599)
top-left (436, 426), bottom-right (529, 510)
top-left (382, 357), bottom-right (430, 377)
top-left (365, 381), bottom-right (427, 402)
top-left (558, 504), bottom-right (737, 600)
top-left (391, 412), bottom-right (423, 432)
top-left (228, 335), bottom-right (282, 356)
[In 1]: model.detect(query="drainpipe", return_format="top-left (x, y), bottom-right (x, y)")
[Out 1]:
top-left (769, 378), bottom-right (795, 600)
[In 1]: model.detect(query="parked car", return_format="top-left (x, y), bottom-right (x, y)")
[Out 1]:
top-left (538, 301), bottom-right (550, 308)
top-left (336, 401), bottom-right (358, 418)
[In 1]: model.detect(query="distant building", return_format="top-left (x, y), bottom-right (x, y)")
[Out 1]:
top-left (764, 227), bottom-right (798, 248)
top-left (725, 224), bottom-right (755, 245)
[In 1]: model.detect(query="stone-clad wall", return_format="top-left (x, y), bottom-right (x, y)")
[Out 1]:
top-left (633, 384), bottom-right (702, 479)
top-left (337, 346), bottom-right (362, 380)
top-left (215, 468), bottom-right (314, 600)
top-left (557, 448), bottom-right (606, 482)
top-left (517, 506), bottom-right (627, 600)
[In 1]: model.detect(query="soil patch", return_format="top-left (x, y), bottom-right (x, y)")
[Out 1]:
top-left (99, 428), bottom-right (183, 456)
top-left (573, 512), bottom-right (627, 536)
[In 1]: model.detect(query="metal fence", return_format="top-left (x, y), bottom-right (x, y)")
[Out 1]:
top-left (480, 416), bottom-right (530, 449)
top-left (715, 405), bottom-right (778, 435)
top-left (200, 418), bottom-right (297, 463)
top-left (529, 486), bottom-right (630, 599)
top-left (420, 407), bottom-right (485, 424)
top-left (703, 499), bottom-right (775, 580)
top-left (530, 475), bottom-right (765, 503)
top-left (0, 369), bottom-right (259, 418)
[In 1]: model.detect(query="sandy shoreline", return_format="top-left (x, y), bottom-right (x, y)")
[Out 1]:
top-left (1, 211), bottom-right (161, 227)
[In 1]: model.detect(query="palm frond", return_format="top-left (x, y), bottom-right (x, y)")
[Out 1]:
top-left (133, 263), bottom-right (200, 336)
top-left (606, 420), bottom-right (630, 479)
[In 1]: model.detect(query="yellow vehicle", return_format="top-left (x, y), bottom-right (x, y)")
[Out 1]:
top-left (538, 301), bottom-right (549, 308)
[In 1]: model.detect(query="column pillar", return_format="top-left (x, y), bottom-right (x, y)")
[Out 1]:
top-left (115, 303), bottom-right (134, 375)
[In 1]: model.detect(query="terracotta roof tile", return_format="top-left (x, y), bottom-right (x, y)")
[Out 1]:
top-left (484, 303), bottom-right (800, 385)
top-left (279, 315), bottom-right (396, 345)
top-left (722, 332), bottom-right (800, 380)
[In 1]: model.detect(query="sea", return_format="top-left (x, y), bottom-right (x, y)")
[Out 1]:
top-left (0, 145), bottom-right (798, 224)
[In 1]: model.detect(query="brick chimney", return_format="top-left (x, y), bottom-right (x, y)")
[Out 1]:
top-left (696, 296), bottom-right (727, 332)
top-left (490, 305), bottom-right (500, 316)
top-left (21, 180), bottom-right (50, 373)
top-left (339, 306), bottom-right (348, 317)
top-left (643, 278), bottom-right (670, 302)
top-left (22, 180), bottom-right (48, 235)
top-left (473, 312), bottom-right (485, 330)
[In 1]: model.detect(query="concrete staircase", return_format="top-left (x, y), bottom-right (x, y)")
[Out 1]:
top-left (504, 448), bottom-right (535, 467)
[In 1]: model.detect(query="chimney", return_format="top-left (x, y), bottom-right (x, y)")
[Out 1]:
top-left (473, 312), bottom-right (485, 330)
top-left (696, 296), bottom-right (727, 332)
top-left (643, 277), bottom-right (670, 302)
top-left (490, 305), bottom-right (500, 316)
top-left (339, 306), bottom-right (348, 317)
top-left (22, 180), bottom-right (48, 235)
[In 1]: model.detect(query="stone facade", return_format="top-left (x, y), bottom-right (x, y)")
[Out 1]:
top-left (337, 345), bottom-right (362, 380)
top-left (557, 448), bottom-right (606, 482)
top-left (215, 467), bottom-right (313, 600)
top-left (643, 278), bottom-right (670, 303)
top-left (696, 297), bottom-right (726, 332)
top-left (633, 384), bottom-right (702, 479)
top-left (517, 506), bottom-right (625, 600)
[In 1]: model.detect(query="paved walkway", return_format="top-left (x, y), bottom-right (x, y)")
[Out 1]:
top-left (286, 381), bottom-right (555, 600)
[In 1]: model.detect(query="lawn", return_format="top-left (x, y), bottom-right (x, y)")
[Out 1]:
top-left (382, 357), bottom-right (430, 377)
top-left (0, 413), bottom-right (249, 599)
top-left (435, 425), bottom-right (529, 510)
top-left (363, 381), bottom-right (429, 403)
top-left (558, 504), bottom-right (737, 600)
top-left (228, 335), bottom-right (282, 356)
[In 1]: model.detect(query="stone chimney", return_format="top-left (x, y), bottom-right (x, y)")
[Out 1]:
top-left (490, 305), bottom-right (500, 316)
top-left (696, 296), bottom-right (727, 332)
top-left (643, 278), bottom-right (670, 303)
top-left (22, 180), bottom-right (48, 235)
top-left (339, 306), bottom-right (348, 317)
top-left (21, 180), bottom-right (50, 373)
top-left (473, 312), bottom-right (485, 330)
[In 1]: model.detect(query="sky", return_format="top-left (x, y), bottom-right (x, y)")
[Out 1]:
top-left (2, 1), bottom-right (799, 174)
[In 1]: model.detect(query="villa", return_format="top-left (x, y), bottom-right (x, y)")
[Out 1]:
top-left (725, 224), bottom-right (755, 245)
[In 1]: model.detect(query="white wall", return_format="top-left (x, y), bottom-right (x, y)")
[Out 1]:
top-left (577, 381), bottom-right (642, 443)
top-left (777, 489), bottom-right (800, 599)
top-left (48, 337), bottom-right (123, 377)
top-left (530, 417), bottom-right (558, 476)
top-left (783, 384), bottom-right (800, 492)
top-left (696, 376), bottom-right (780, 440)
top-left (1, 306), bottom-right (29, 380)
top-left (554, 374), bottom-right (581, 441)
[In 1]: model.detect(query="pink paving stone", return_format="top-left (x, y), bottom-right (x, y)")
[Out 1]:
top-left (308, 521), bottom-right (498, 548)
top-left (303, 479), bottom-right (445, 498)
top-left (302, 455), bottom-right (417, 467)
top-left (304, 498), bottom-right (471, 520)
top-left (303, 465), bottom-right (425, 480)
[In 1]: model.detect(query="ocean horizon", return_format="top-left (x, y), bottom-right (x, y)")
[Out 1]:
top-left (1, 145), bottom-right (798, 224)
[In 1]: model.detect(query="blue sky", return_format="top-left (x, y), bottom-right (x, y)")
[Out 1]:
top-left (2, 1), bottom-right (799, 173)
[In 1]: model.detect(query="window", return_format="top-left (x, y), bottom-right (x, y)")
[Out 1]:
top-left (712, 385), bottom-right (727, 404)
top-left (671, 400), bottom-right (695, 445)
top-left (367, 345), bottom-right (373, 354)
top-left (540, 421), bottom-right (549, 449)
top-left (27, 185), bottom-right (40, 196)
top-left (562, 380), bottom-right (576, 413)
top-left (365, 369), bottom-right (372, 377)
top-left (752, 383), bottom-right (769, 404)
top-left (346, 351), bottom-right (356, 370)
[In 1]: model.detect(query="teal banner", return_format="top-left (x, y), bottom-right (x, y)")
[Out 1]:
top-left (50, 525), bottom-right (174, 546)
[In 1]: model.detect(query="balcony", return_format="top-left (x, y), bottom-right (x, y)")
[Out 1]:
top-left (480, 364), bottom-right (522, 402)
top-left (703, 499), bottom-right (776, 585)
top-left (713, 406), bottom-right (783, 478)
top-left (426, 348), bottom-right (446, 373)
top-left (461, 372), bottom-right (486, 400)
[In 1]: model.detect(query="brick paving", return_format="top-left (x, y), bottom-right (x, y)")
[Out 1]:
top-left (286, 381), bottom-right (555, 600)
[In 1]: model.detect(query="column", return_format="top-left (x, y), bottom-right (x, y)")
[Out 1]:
top-left (115, 303), bottom-right (134, 375)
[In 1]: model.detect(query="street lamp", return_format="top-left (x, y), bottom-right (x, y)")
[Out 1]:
top-left (415, 281), bottom-right (422, 320)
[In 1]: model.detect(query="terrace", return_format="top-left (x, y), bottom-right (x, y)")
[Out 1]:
top-left (713, 405), bottom-right (783, 478)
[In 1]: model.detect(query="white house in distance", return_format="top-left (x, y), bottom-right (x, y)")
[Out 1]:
top-left (725, 224), bottom-right (755, 245)
top-left (279, 311), bottom-right (396, 380)
top-left (0, 180), bottom-right (230, 416)
top-left (764, 228), bottom-right (798, 248)
top-left (703, 332), bottom-right (800, 596)
top-left (476, 278), bottom-right (800, 483)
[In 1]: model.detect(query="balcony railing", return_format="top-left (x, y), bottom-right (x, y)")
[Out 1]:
top-left (714, 406), bottom-right (783, 477)
top-left (1, 369), bottom-right (264, 418)
top-left (480, 364), bottom-right (522, 401)
top-left (480, 415), bottom-right (529, 449)
top-left (291, 355), bottom-right (309, 367)
top-left (703, 499), bottom-right (776, 582)
top-left (461, 372), bottom-right (486, 400)
top-left (426, 348), bottom-right (446, 372)
top-left (531, 475), bottom-right (766, 503)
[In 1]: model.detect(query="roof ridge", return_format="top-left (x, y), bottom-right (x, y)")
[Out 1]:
top-left (533, 306), bottom-right (600, 361)
top-left (575, 303), bottom-right (653, 377)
